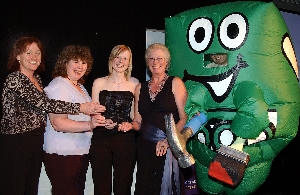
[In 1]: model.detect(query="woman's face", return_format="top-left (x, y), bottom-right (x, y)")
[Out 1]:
top-left (147, 49), bottom-right (167, 75)
top-left (17, 42), bottom-right (41, 73)
top-left (112, 50), bottom-right (131, 73)
top-left (66, 59), bottom-right (87, 80)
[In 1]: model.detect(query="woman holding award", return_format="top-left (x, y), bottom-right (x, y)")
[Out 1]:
top-left (90, 45), bottom-right (139, 195)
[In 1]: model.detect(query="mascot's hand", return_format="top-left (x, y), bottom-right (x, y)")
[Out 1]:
top-left (208, 143), bottom-right (250, 187)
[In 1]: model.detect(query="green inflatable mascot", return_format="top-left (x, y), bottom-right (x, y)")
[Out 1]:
top-left (164, 1), bottom-right (300, 195)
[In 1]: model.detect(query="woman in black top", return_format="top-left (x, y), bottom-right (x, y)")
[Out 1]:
top-left (133, 43), bottom-right (187, 195)
top-left (0, 36), bottom-right (105, 195)
top-left (90, 45), bottom-right (139, 195)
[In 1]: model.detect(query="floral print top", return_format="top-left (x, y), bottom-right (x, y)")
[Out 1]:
top-left (0, 71), bottom-right (80, 134)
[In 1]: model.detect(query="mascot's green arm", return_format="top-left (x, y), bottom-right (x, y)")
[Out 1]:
top-left (232, 81), bottom-right (269, 139)
top-left (184, 81), bottom-right (207, 122)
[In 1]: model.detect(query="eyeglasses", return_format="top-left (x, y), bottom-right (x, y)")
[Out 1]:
top-left (148, 57), bottom-right (164, 63)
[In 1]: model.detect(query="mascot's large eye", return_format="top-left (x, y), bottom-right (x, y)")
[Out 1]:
top-left (218, 13), bottom-right (248, 50)
top-left (187, 17), bottom-right (214, 53)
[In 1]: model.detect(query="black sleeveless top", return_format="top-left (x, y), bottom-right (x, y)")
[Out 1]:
top-left (93, 90), bottom-right (134, 138)
top-left (138, 76), bottom-right (180, 132)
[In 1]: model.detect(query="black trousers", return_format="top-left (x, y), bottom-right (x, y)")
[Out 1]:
top-left (89, 131), bottom-right (137, 195)
top-left (0, 130), bottom-right (44, 195)
top-left (43, 152), bottom-right (89, 195)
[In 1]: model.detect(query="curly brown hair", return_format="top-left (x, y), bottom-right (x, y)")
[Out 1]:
top-left (7, 36), bottom-right (45, 74)
top-left (52, 45), bottom-right (93, 84)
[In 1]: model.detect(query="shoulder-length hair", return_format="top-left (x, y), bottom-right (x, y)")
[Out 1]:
top-left (108, 45), bottom-right (132, 80)
top-left (7, 36), bottom-right (45, 74)
top-left (52, 45), bottom-right (93, 84)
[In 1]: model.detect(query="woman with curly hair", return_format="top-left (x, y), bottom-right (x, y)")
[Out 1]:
top-left (0, 37), bottom-right (105, 195)
top-left (43, 45), bottom-right (105, 195)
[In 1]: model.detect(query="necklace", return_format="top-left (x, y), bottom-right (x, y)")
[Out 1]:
top-left (67, 77), bottom-right (79, 86)
top-left (113, 79), bottom-right (125, 88)
top-left (148, 74), bottom-right (169, 102)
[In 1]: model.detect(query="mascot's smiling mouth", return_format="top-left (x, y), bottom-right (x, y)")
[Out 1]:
top-left (182, 53), bottom-right (248, 103)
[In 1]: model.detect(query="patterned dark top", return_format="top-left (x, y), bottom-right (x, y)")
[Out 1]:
top-left (0, 71), bottom-right (81, 134)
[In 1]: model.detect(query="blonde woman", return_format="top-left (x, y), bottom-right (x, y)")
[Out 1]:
top-left (132, 43), bottom-right (187, 195)
top-left (90, 45), bottom-right (139, 195)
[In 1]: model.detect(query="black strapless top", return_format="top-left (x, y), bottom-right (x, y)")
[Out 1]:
top-left (100, 90), bottom-right (134, 124)
top-left (92, 90), bottom-right (136, 140)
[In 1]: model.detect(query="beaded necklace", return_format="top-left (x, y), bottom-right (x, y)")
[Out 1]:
top-left (67, 77), bottom-right (79, 86)
top-left (148, 74), bottom-right (169, 102)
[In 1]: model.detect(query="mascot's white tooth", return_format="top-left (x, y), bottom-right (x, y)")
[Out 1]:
top-left (207, 74), bottom-right (232, 96)
top-left (197, 132), bottom-right (206, 144)
top-left (268, 110), bottom-right (277, 128)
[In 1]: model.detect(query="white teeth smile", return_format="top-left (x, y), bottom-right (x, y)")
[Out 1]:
top-left (30, 61), bottom-right (37, 64)
top-left (152, 65), bottom-right (161, 68)
top-left (116, 64), bottom-right (124, 68)
top-left (207, 74), bottom-right (233, 96)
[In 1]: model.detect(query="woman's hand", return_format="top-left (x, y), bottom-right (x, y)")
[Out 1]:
top-left (105, 119), bottom-right (117, 130)
top-left (118, 122), bottom-right (133, 132)
top-left (89, 114), bottom-right (106, 130)
top-left (80, 102), bottom-right (106, 115)
top-left (156, 139), bottom-right (169, 156)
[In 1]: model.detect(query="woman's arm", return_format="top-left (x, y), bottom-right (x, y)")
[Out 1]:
top-left (129, 77), bottom-right (140, 120)
top-left (155, 77), bottom-right (188, 156)
top-left (172, 77), bottom-right (188, 132)
top-left (48, 113), bottom-right (105, 133)
top-left (131, 83), bottom-right (142, 130)
top-left (118, 78), bottom-right (140, 132)
top-left (91, 78), bottom-right (103, 103)
top-left (46, 79), bottom-right (105, 132)
top-left (8, 72), bottom-right (104, 115)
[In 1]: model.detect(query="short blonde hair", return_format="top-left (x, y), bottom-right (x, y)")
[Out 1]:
top-left (145, 43), bottom-right (171, 70)
top-left (108, 45), bottom-right (132, 80)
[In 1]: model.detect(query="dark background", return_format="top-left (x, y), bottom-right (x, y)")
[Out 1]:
top-left (0, 0), bottom-right (299, 194)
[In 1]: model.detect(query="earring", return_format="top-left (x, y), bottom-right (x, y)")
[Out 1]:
top-left (166, 64), bottom-right (170, 71)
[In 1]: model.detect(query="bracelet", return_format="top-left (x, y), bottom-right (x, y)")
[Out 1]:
top-left (131, 121), bottom-right (141, 130)
top-left (132, 120), bottom-right (141, 126)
